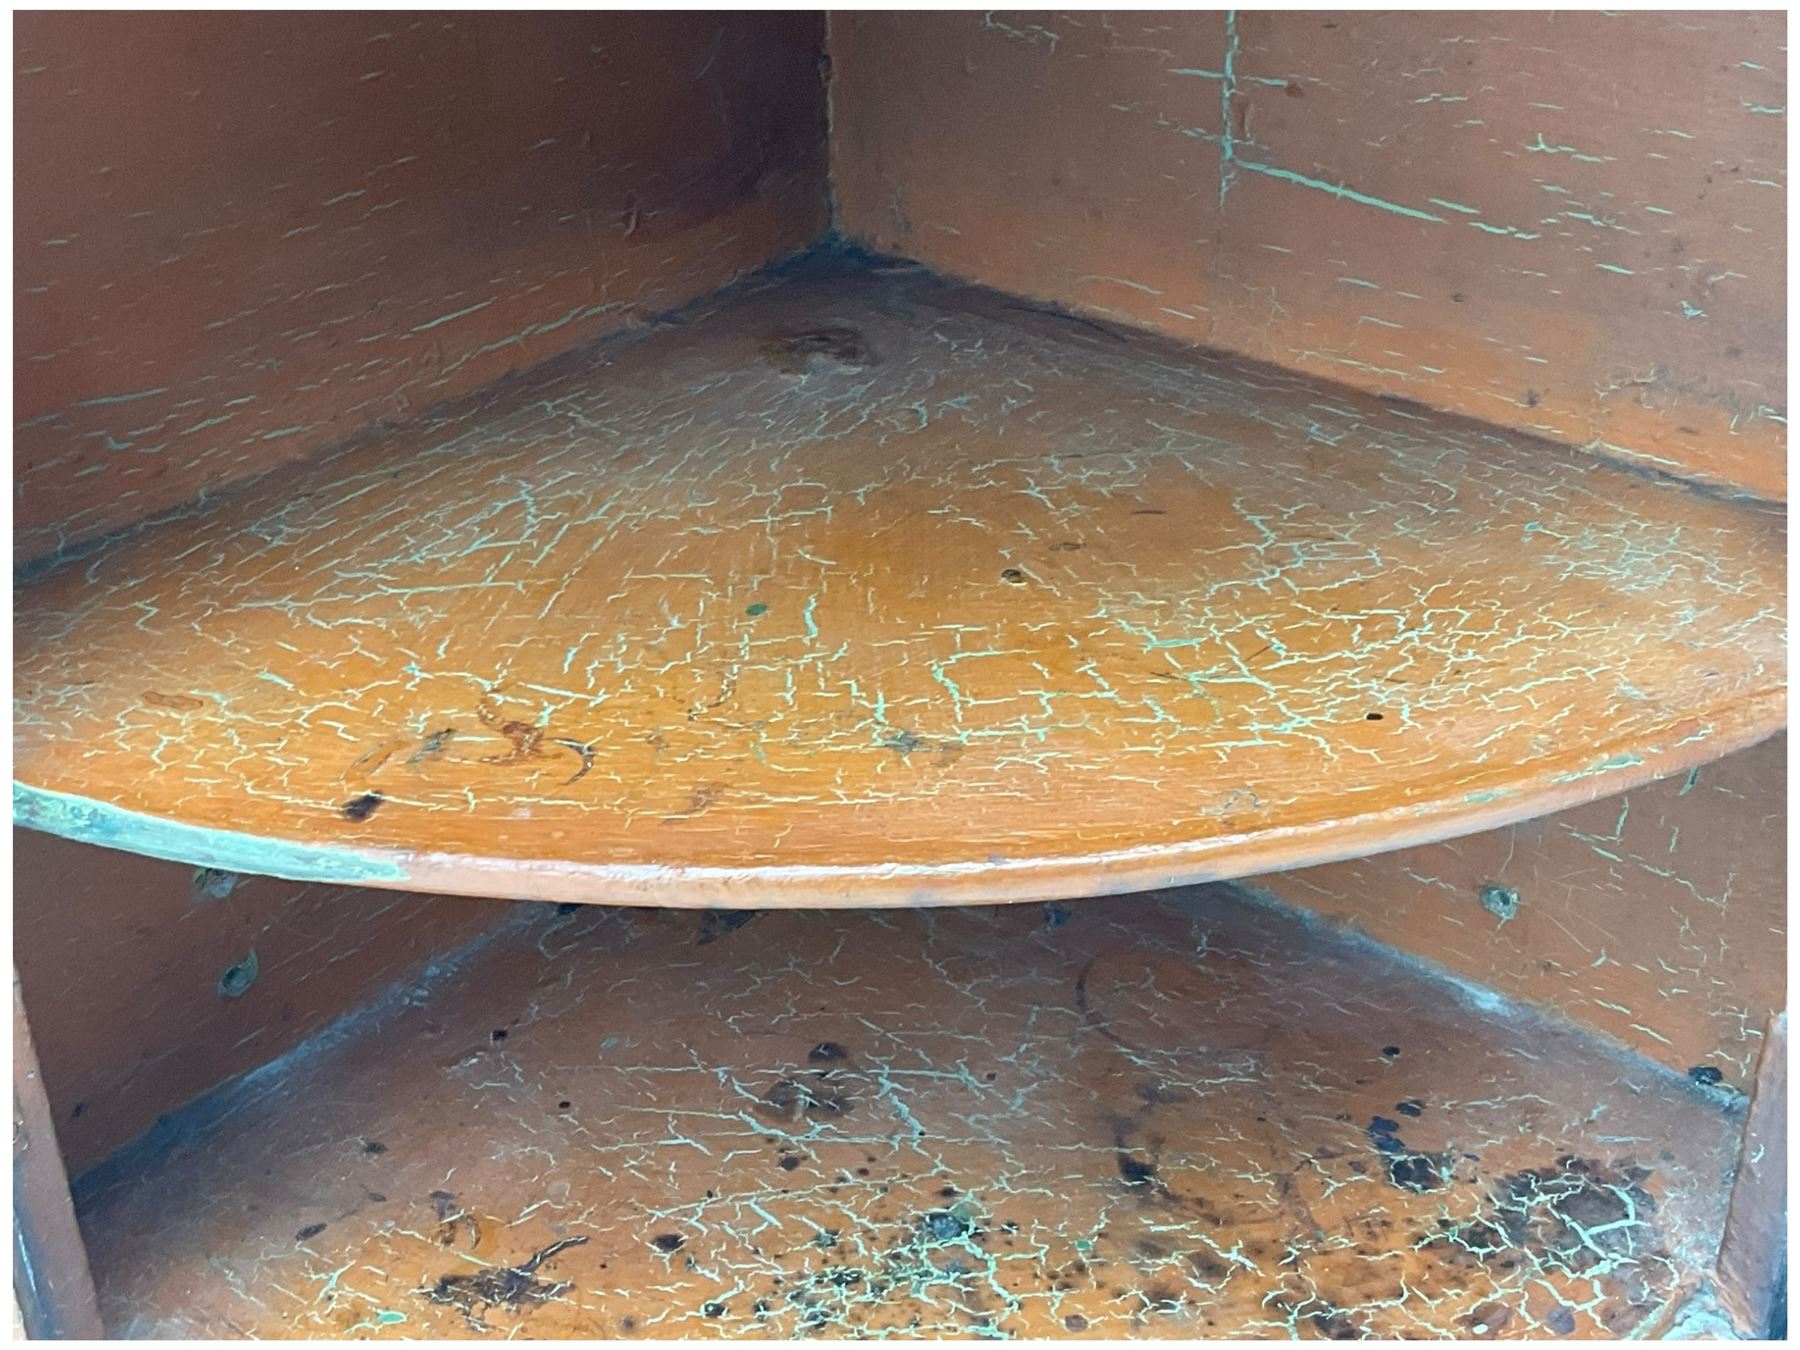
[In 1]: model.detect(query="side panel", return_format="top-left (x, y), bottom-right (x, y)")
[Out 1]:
top-left (1249, 734), bottom-right (1785, 1091)
top-left (12, 830), bottom-right (511, 1174)
top-left (833, 10), bottom-right (1786, 496)
top-left (15, 11), bottom-right (829, 562)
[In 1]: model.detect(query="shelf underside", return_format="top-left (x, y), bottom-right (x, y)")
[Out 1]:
top-left (13, 260), bottom-right (1786, 905)
top-left (75, 886), bottom-right (1741, 1339)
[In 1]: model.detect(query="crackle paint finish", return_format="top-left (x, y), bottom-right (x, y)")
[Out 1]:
top-left (13, 11), bottom-right (828, 564)
top-left (831, 11), bottom-right (1787, 497)
top-left (73, 887), bottom-right (1744, 1338)
top-left (12, 828), bottom-right (508, 1174)
top-left (1257, 732), bottom-right (1785, 1094)
top-left (12, 263), bottom-right (1785, 906)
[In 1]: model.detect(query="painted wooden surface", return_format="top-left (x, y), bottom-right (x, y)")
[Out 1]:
top-left (13, 11), bottom-right (827, 565)
top-left (832, 10), bottom-right (1787, 498)
top-left (1714, 1013), bottom-right (1787, 1337)
top-left (13, 976), bottom-right (105, 1341)
top-left (12, 829), bottom-right (509, 1175)
top-left (12, 260), bottom-right (1785, 906)
top-left (72, 885), bottom-right (1743, 1339)
top-left (1255, 732), bottom-right (1786, 1093)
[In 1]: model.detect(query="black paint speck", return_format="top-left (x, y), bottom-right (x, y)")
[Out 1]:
top-left (999, 567), bottom-right (1026, 584)
top-left (1382, 1045), bottom-right (1402, 1058)
top-left (340, 792), bottom-right (384, 821)
top-left (295, 1222), bottom-right (327, 1242)
top-left (651, 1233), bottom-right (686, 1253)
top-left (491, 1028), bottom-right (508, 1042)
top-left (362, 1140), bottom-right (387, 1155)
top-left (1396, 1099), bottom-right (1424, 1118)
top-left (1688, 1064), bottom-right (1724, 1087)
top-left (702, 1302), bottom-right (725, 1318)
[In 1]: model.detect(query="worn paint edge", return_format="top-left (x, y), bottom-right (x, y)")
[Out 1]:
top-left (12, 707), bottom-right (1783, 906)
top-left (10, 783), bottom-right (408, 885)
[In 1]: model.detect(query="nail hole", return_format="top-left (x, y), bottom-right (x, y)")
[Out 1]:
top-left (218, 949), bottom-right (258, 998)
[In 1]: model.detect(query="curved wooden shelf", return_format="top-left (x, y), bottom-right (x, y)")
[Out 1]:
top-left (13, 261), bottom-right (1786, 907)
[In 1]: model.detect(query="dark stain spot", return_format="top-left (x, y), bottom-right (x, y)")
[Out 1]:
top-left (1397, 1099), bottom-right (1424, 1117)
top-left (1365, 711), bottom-right (1384, 721)
top-left (423, 1236), bottom-right (588, 1329)
top-left (1451, 292), bottom-right (1468, 304)
top-left (762, 326), bottom-right (874, 375)
top-left (808, 1041), bottom-right (848, 1063)
top-left (1285, 80), bottom-right (1306, 97)
top-left (651, 1233), bottom-right (686, 1254)
top-left (1369, 1115), bottom-right (1448, 1191)
top-left (999, 567), bottom-right (1026, 584)
top-left (1116, 1151), bottom-right (1158, 1187)
top-left (1050, 540), bottom-right (1083, 551)
top-left (1312, 1309), bottom-right (1363, 1339)
top-left (754, 1075), bottom-right (856, 1124)
top-left (702, 1301), bottom-right (725, 1318)
top-left (778, 1154), bottom-right (802, 1171)
top-left (1382, 1045), bottom-right (1401, 1058)
top-left (142, 689), bottom-right (208, 712)
top-left (363, 1140), bottom-right (387, 1155)
top-left (1131, 507), bottom-right (1167, 515)
top-left (1546, 1306), bottom-right (1577, 1336)
top-left (295, 1223), bottom-right (327, 1242)
top-left (491, 1028), bottom-right (508, 1043)
top-left (1688, 1064), bottom-right (1724, 1087)
top-left (341, 792), bottom-right (384, 821)
top-left (1064, 1314), bottom-right (1089, 1331)
top-left (1470, 1156), bottom-right (1661, 1281)
top-left (69, 1102), bottom-right (86, 1119)
top-left (698, 909), bottom-right (761, 945)
top-left (558, 1100), bottom-right (572, 1110)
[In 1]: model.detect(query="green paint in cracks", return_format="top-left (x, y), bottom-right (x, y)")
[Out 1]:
top-left (12, 782), bottom-right (410, 886)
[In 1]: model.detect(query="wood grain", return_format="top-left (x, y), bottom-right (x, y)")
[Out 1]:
top-left (12, 260), bottom-right (1785, 906)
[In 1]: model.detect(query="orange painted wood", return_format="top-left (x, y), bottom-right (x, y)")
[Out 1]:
top-left (832, 11), bottom-right (1787, 499)
top-left (12, 261), bottom-right (1786, 907)
top-left (1253, 732), bottom-right (1786, 1091)
top-left (13, 974), bottom-right (105, 1340)
top-left (73, 888), bottom-right (1746, 1338)
top-left (12, 829), bottom-right (511, 1175)
top-left (13, 12), bottom-right (827, 564)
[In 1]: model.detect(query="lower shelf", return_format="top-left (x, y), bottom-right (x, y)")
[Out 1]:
top-left (75, 885), bottom-right (1739, 1339)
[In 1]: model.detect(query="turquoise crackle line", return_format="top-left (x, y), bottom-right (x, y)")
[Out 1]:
top-left (12, 782), bottom-right (409, 885)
